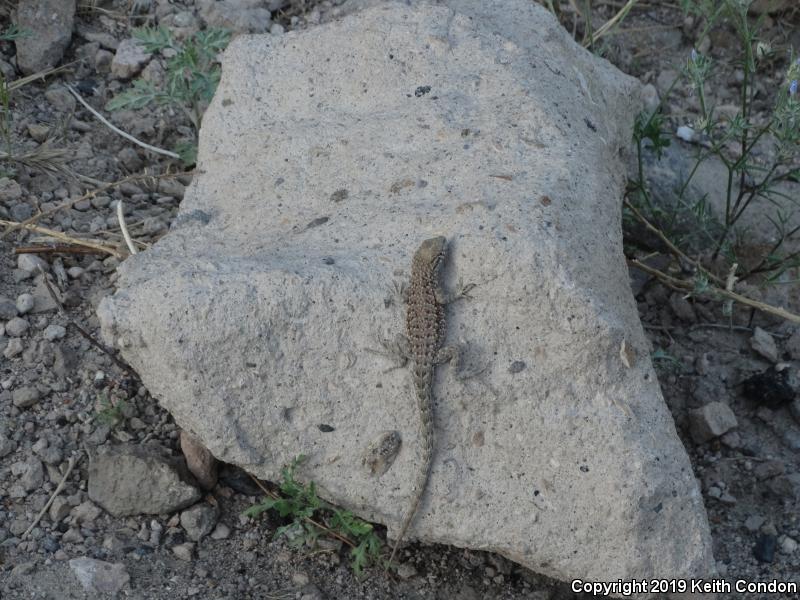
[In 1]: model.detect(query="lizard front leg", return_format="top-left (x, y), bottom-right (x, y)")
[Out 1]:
top-left (435, 279), bottom-right (476, 306)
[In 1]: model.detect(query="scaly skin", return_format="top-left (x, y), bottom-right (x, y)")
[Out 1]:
top-left (389, 236), bottom-right (463, 567)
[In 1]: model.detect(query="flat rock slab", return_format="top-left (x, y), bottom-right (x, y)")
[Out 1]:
top-left (88, 443), bottom-right (201, 516)
top-left (98, 0), bottom-right (715, 589)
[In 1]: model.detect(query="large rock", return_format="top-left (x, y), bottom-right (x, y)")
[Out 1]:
top-left (97, 0), bottom-right (715, 589)
top-left (15, 0), bottom-right (76, 75)
top-left (88, 443), bottom-right (201, 516)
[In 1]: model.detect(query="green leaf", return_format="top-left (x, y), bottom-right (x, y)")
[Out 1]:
top-left (132, 26), bottom-right (174, 53)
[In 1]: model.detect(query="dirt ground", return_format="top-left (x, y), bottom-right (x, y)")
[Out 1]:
top-left (1, 1), bottom-right (799, 599)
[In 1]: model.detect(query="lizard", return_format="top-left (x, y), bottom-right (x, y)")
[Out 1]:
top-left (382, 236), bottom-right (475, 568)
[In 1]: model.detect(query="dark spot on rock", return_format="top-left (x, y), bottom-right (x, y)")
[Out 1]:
top-left (330, 189), bottom-right (348, 203)
top-left (222, 98), bottom-right (233, 106)
top-left (318, 424), bottom-right (335, 433)
top-left (275, 177), bottom-right (284, 186)
top-left (417, 180), bottom-right (428, 188)
top-left (509, 360), bottom-right (526, 374)
top-left (533, 490), bottom-right (540, 496)
top-left (540, 195), bottom-right (552, 206)
top-left (579, 465), bottom-right (589, 473)
top-left (322, 257), bottom-right (335, 265)
top-left (414, 85), bottom-right (431, 97)
top-left (461, 128), bottom-right (470, 137)
top-left (305, 216), bottom-right (329, 229)
top-left (584, 118), bottom-right (596, 131)
top-left (653, 502), bottom-right (663, 513)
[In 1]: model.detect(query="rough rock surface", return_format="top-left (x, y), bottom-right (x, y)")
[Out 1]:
top-left (15, 0), bottom-right (76, 75)
top-left (97, 0), bottom-right (715, 588)
top-left (68, 557), bottom-right (130, 595)
top-left (88, 443), bottom-right (201, 516)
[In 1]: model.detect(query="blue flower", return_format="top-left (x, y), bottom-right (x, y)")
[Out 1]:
top-left (791, 79), bottom-right (798, 96)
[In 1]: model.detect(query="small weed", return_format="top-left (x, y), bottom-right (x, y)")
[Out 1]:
top-left (0, 24), bottom-right (29, 42)
top-left (95, 392), bottom-right (126, 427)
top-left (652, 348), bottom-right (685, 373)
top-left (106, 26), bottom-right (231, 165)
top-left (243, 455), bottom-right (384, 577)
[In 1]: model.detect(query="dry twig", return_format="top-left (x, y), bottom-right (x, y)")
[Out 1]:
top-left (21, 453), bottom-right (80, 540)
top-left (0, 218), bottom-right (122, 258)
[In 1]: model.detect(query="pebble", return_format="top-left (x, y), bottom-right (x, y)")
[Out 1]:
top-left (43, 324), bottom-right (67, 341)
top-left (12, 457), bottom-right (44, 491)
top-left (5, 317), bottom-right (30, 337)
top-left (49, 496), bottom-right (71, 523)
top-left (69, 557), bottom-right (130, 595)
top-left (180, 430), bottom-right (218, 490)
top-left (4, 337), bottom-right (24, 358)
top-left (181, 504), bottom-right (218, 541)
top-left (779, 536), bottom-right (798, 554)
top-left (72, 500), bottom-right (103, 524)
top-left (111, 38), bottom-right (151, 79)
top-left (0, 296), bottom-right (17, 319)
top-left (17, 254), bottom-right (47, 273)
top-left (210, 523), bottom-right (231, 540)
top-left (12, 386), bottom-right (40, 408)
top-left (172, 542), bottom-right (195, 561)
top-left (744, 515), bottom-right (765, 532)
top-left (688, 402), bottom-right (738, 444)
top-left (676, 125), bottom-right (696, 142)
top-left (16, 293), bottom-right (34, 315)
top-left (0, 176), bottom-right (22, 202)
top-left (67, 266), bottom-right (85, 279)
top-left (750, 327), bottom-right (779, 362)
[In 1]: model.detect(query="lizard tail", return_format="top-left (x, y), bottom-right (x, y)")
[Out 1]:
top-left (388, 399), bottom-right (435, 569)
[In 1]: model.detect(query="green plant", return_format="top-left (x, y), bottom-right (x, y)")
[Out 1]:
top-left (0, 24), bottom-right (29, 42)
top-left (95, 392), bottom-right (126, 427)
top-left (106, 26), bottom-right (231, 164)
top-left (243, 456), bottom-right (384, 577)
top-left (628, 0), bottom-right (800, 296)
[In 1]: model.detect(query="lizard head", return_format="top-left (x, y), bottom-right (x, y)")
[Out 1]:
top-left (415, 236), bottom-right (447, 269)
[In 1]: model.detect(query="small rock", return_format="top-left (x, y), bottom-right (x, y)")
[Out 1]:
top-left (72, 500), bottom-right (103, 523)
top-left (12, 457), bottom-right (44, 491)
top-left (44, 85), bottom-right (77, 112)
top-left (0, 296), bottom-right (17, 320)
top-left (744, 515), bottom-right (765, 532)
top-left (180, 430), bottom-right (218, 490)
top-left (753, 533), bottom-right (777, 563)
top-left (43, 324), bottom-right (67, 341)
top-left (49, 496), bottom-right (71, 523)
top-left (270, 23), bottom-right (285, 36)
top-left (12, 386), bottom-right (40, 408)
top-left (4, 337), bottom-right (24, 358)
top-left (198, 0), bottom-right (272, 33)
top-left (676, 125), bottom-right (696, 143)
top-left (69, 557), bottom-right (130, 595)
top-left (688, 402), bottom-right (738, 444)
top-left (16, 293), bottom-right (34, 315)
top-left (0, 177), bottom-right (22, 202)
top-left (779, 536), bottom-right (798, 554)
top-left (172, 542), bottom-right (195, 561)
top-left (5, 317), bottom-right (30, 337)
top-left (15, 0), bottom-right (77, 75)
top-left (786, 327), bottom-right (800, 360)
top-left (17, 254), bottom-right (47, 273)
top-left (88, 443), bottom-right (201, 516)
top-left (0, 433), bottom-right (16, 457)
top-left (27, 123), bottom-right (50, 143)
top-left (181, 504), bottom-right (218, 541)
top-left (11, 561), bottom-right (36, 577)
top-left (210, 522), bottom-right (230, 540)
top-left (750, 327), bottom-right (779, 362)
top-left (111, 39), bottom-right (151, 79)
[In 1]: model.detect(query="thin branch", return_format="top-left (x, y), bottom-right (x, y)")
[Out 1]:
top-left (65, 84), bottom-right (180, 159)
top-left (117, 199), bottom-right (138, 255)
top-left (21, 453), bottom-right (80, 540)
top-left (628, 258), bottom-right (800, 324)
top-left (1, 170), bottom-right (189, 239)
top-left (0, 219), bottom-right (122, 258)
top-left (13, 244), bottom-right (107, 256)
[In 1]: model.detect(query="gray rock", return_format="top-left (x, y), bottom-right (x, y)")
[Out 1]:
top-left (72, 500), bottom-right (103, 523)
top-left (180, 429), bottom-right (218, 490)
top-left (4, 337), bottom-right (24, 358)
top-left (111, 38), bottom-right (151, 79)
top-left (43, 324), bottom-right (67, 341)
top-left (12, 386), bottom-right (40, 408)
top-left (197, 0), bottom-right (272, 33)
top-left (9, 202), bottom-right (33, 222)
top-left (744, 515), bottom-right (765, 532)
top-left (210, 522), bottom-right (230, 540)
top-left (0, 176), bottom-right (22, 202)
top-left (0, 296), bottom-right (17, 319)
top-left (16, 293), bottom-right (34, 315)
top-left (0, 433), bottom-right (16, 457)
top-left (96, 0), bottom-right (715, 587)
top-left (180, 503), bottom-right (218, 541)
top-left (12, 457), bottom-right (44, 491)
top-left (171, 541), bottom-right (194, 560)
top-left (44, 85), bottom-right (77, 113)
top-left (69, 557), bottom-right (130, 595)
top-left (786, 328), bottom-right (800, 360)
top-left (17, 253), bottom-right (48, 273)
top-left (15, 0), bottom-right (76, 74)
top-left (5, 317), bottom-right (30, 337)
top-left (750, 327), bottom-right (779, 362)
top-left (88, 443), bottom-right (201, 516)
top-left (49, 496), bottom-right (71, 523)
top-left (11, 561), bottom-right (36, 577)
top-left (689, 402), bottom-right (738, 443)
